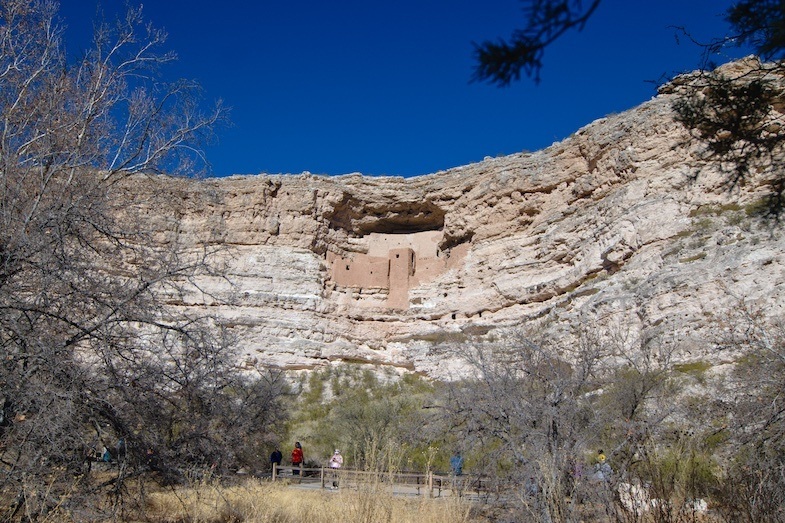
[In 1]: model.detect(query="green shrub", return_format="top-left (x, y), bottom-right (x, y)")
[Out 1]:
top-left (285, 366), bottom-right (440, 471)
top-left (674, 360), bottom-right (712, 378)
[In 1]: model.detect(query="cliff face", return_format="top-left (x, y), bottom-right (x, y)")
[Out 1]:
top-left (132, 60), bottom-right (785, 380)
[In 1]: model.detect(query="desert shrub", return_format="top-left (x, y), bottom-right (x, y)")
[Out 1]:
top-left (284, 366), bottom-right (440, 472)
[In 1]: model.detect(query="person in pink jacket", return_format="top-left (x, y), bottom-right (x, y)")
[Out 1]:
top-left (329, 449), bottom-right (343, 488)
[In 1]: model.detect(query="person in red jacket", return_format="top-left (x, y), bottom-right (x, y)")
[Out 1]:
top-left (291, 442), bottom-right (304, 475)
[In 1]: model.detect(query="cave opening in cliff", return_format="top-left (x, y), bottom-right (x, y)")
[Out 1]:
top-left (327, 197), bottom-right (446, 235)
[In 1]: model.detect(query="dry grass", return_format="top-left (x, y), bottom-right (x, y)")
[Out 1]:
top-left (140, 478), bottom-right (477, 523)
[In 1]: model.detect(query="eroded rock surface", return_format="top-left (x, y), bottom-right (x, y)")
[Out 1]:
top-left (128, 61), bottom-right (785, 379)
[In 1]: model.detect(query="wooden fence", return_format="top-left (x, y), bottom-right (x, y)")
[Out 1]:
top-left (271, 464), bottom-right (491, 498)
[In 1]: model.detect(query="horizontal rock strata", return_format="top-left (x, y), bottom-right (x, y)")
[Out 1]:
top-left (125, 60), bottom-right (785, 379)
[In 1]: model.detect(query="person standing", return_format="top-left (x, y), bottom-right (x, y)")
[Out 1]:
top-left (594, 449), bottom-right (612, 481)
top-left (291, 442), bottom-right (304, 475)
top-left (450, 451), bottom-right (464, 476)
top-left (270, 448), bottom-right (282, 473)
top-left (329, 449), bottom-right (343, 488)
top-left (116, 438), bottom-right (127, 463)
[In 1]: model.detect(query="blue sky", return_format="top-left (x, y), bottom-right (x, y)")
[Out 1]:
top-left (58, 1), bottom-right (751, 178)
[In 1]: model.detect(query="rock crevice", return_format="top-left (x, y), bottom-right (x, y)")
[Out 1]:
top-left (126, 62), bottom-right (785, 379)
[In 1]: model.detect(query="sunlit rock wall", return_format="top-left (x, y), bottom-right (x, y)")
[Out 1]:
top-left (125, 60), bottom-right (785, 380)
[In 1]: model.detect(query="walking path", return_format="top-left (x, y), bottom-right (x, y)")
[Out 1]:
top-left (272, 465), bottom-right (489, 500)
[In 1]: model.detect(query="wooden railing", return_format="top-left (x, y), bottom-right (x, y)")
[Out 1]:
top-left (271, 464), bottom-right (491, 498)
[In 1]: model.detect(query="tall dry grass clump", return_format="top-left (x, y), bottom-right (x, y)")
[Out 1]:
top-left (142, 478), bottom-right (474, 523)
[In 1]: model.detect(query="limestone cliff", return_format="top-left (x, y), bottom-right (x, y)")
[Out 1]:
top-left (127, 59), bottom-right (785, 380)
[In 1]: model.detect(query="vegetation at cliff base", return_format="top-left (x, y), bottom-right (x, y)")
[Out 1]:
top-left (1, 0), bottom-right (785, 522)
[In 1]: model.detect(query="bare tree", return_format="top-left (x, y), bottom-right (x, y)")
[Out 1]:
top-left (710, 305), bottom-right (785, 522)
top-left (0, 2), bottom-right (284, 521)
top-left (439, 319), bottom-right (714, 523)
top-left (442, 328), bottom-right (608, 522)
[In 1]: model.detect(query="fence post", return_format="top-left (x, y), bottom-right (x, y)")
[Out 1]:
top-left (320, 466), bottom-right (325, 489)
top-left (428, 471), bottom-right (433, 498)
top-left (272, 463), bottom-right (277, 481)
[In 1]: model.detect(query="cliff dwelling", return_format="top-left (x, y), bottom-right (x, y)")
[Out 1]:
top-left (326, 230), bottom-right (468, 309)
